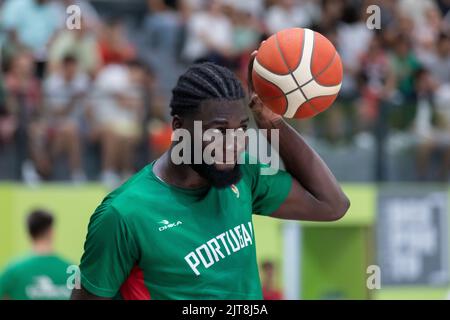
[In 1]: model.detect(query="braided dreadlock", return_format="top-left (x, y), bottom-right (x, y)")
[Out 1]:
top-left (170, 62), bottom-right (245, 116)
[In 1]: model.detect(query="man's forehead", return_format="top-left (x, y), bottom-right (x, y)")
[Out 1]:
top-left (197, 99), bottom-right (247, 122)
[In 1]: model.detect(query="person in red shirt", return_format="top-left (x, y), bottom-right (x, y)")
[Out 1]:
top-left (261, 260), bottom-right (283, 300)
top-left (97, 18), bottom-right (136, 66)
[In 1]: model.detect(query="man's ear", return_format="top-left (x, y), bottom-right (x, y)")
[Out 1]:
top-left (172, 115), bottom-right (183, 131)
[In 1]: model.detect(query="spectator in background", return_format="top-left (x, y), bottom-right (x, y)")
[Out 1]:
top-left (437, 0), bottom-right (450, 16)
top-left (141, 0), bottom-right (184, 105)
top-left (229, 4), bottom-right (264, 82)
top-left (413, 5), bottom-right (443, 55)
top-left (419, 32), bottom-right (450, 84)
top-left (48, 16), bottom-right (100, 77)
top-left (180, 0), bottom-right (204, 15)
top-left (0, 69), bottom-right (16, 144)
top-left (87, 63), bottom-right (144, 187)
top-left (389, 34), bottom-right (422, 129)
top-left (357, 33), bottom-right (396, 134)
top-left (1, 28), bottom-right (28, 71)
top-left (3, 50), bottom-right (49, 183)
top-left (265, 0), bottom-right (318, 34)
top-left (398, 0), bottom-right (438, 27)
top-left (43, 55), bottom-right (89, 183)
top-left (230, 5), bottom-right (262, 57)
top-left (182, 0), bottom-right (233, 65)
top-left (337, 1), bottom-right (372, 101)
top-left (97, 18), bottom-right (136, 66)
top-left (414, 67), bottom-right (450, 181)
top-left (392, 34), bottom-right (422, 90)
top-left (314, 2), bottom-right (371, 144)
top-left (260, 261), bottom-right (283, 300)
top-left (0, 0), bottom-right (64, 78)
top-left (318, 0), bottom-right (345, 31)
top-left (0, 209), bottom-right (72, 300)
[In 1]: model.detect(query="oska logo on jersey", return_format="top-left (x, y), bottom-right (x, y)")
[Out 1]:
top-left (158, 219), bottom-right (183, 232)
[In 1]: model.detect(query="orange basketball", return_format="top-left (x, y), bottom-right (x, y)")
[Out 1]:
top-left (252, 28), bottom-right (343, 119)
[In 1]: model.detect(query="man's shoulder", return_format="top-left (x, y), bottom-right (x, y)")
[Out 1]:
top-left (93, 165), bottom-right (162, 219)
top-left (0, 254), bottom-right (39, 275)
top-left (48, 255), bottom-right (73, 269)
top-left (239, 153), bottom-right (270, 180)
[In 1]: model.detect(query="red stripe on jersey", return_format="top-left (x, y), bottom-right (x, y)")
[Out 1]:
top-left (120, 265), bottom-right (151, 300)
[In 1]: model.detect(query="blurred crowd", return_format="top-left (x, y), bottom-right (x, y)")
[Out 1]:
top-left (0, 0), bottom-right (449, 185)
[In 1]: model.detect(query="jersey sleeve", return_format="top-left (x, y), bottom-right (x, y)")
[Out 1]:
top-left (79, 203), bottom-right (139, 298)
top-left (243, 155), bottom-right (293, 216)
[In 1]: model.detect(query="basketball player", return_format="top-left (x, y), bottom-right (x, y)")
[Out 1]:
top-left (71, 54), bottom-right (350, 300)
top-left (0, 210), bottom-right (72, 300)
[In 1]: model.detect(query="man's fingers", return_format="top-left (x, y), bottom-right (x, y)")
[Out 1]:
top-left (249, 93), bottom-right (263, 110)
top-left (247, 53), bottom-right (257, 94)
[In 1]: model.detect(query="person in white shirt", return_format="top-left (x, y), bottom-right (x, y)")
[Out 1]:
top-left (43, 54), bottom-right (89, 182)
top-left (265, 0), bottom-right (317, 34)
top-left (182, 0), bottom-right (233, 63)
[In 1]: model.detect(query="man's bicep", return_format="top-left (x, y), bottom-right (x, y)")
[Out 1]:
top-left (272, 179), bottom-right (342, 221)
top-left (251, 167), bottom-right (292, 216)
top-left (271, 179), bottom-right (318, 220)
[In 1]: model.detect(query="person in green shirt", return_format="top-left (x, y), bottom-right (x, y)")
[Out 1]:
top-left (71, 57), bottom-right (350, 300)
top-left (0, 209), bottom-right (72, 300)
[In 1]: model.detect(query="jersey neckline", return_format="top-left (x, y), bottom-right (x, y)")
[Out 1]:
top-left (147, 161), bottom-right (211, 196)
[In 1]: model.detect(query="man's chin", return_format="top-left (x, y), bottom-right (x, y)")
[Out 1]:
top-left (190, 162), bottom-right (242, 189)
top-left (213, 162), bottom-right (237, 171)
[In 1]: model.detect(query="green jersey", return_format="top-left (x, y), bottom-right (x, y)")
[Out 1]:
top-left (0, 254), bottom-right (72, 300)
top-left (79, 157), bottom-right (292, 300)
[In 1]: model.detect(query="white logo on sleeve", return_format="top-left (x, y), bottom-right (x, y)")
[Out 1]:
top-left (158, 219), bottom-right (183, 232)
top-left (230, 184), bottom-right (240, 198)
top-left (26, 276), bottom-right (71, 299)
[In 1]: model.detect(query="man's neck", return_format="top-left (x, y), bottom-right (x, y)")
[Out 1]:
top-left (153, 151), bottom-right (210, 189)
top-left (32, 240), bottom-right (53, 255)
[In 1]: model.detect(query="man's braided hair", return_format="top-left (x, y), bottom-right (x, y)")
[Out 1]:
top-left (170, 62), bottom-right (246, 116)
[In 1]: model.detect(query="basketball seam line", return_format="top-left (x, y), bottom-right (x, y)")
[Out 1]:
top-left (302, 50), bottom-right (340, 114)
top-left (272, 32), bottom-right (297, 115)
top-left (283, 28), bottom-right (305, 73)
top-left (260, 87), bottom-right (301, 101)
top-left (256, 57), bottom-right (291, 76)
top-left (275, 31), bottom-right (320, 115)
top-left (274, 31), bottom-right (306, 95)
top-left (254, 30), bottom-right (305, 100)
top-left (255, 37), bottom-right (291, 77)
top-left (253, 69), bottom-right (289, 107)
top-left (300, 51), bottom-right (338, 89)
top-left (252, 67), bottom-right (291, 101)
